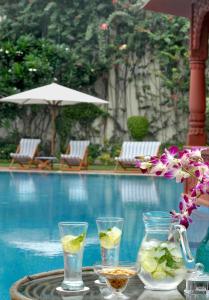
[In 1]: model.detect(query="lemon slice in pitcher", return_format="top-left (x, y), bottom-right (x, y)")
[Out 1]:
top-left (61, 234), bottom-right (85, 254)
top-left (99, 226), bottom-right (122, 249)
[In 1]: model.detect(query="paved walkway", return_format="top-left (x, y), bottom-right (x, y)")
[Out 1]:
top-left (0, 166), bottom-right (152, 176)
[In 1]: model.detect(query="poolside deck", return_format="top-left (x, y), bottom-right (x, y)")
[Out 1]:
top-left (0, 166), bottom-right (152, 176)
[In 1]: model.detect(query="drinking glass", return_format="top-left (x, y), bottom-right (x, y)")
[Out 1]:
top-left (96, 217), bottom-right (124, 284)
top-left (59, 222), bottom-right (88, 291)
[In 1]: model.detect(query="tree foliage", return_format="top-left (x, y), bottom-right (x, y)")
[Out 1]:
top-left (0, 35), bottom-right (102, 94)
top-left (0, 0), bottom-right (114, 66)
top-left (97, 2), bottom-right (190, 143)
top-left (0, 0), bottom-right (111, 146)
top-left (0, 0), bottom-right (192, 148)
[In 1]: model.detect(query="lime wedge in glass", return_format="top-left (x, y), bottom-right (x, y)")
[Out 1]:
top-left (61, 234), bottom-right (85, 254)
top-left (99, 226), bottom-right (122, 249)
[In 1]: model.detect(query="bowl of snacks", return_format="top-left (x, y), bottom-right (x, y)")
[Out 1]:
top-left (94, 262), bottom-right (138, 299)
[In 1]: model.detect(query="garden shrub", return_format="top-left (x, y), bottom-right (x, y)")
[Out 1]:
top-left (127, 116), bottom-right (149, 141)
top-left (88, 141), bottom-right (122, 165)
top-left (98, 152), bottom-right (114, 166)
top-left (109, 143), bottom-right (121, 158)
top-left (102, 139), bottom-right (121, 158)
top-left (0, 143), bottom-right (17, 160)
top-left (88, 143), bottom-right (102, 164)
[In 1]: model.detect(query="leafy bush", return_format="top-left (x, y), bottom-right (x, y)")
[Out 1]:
top-left (98, 152), bottom-right (114, 165)
top-left (109, 143), bottom-right (121, 158)
top-left (88, 143), bottom-right (102, 164)
top-left (127, 116), bottom-right (149, 141)
top-left (102, 139), bottom-right (121, 158)
top-left (88, 141), bottom-right (121, 165)
top-left (0, 143), bottom-right (17, 160)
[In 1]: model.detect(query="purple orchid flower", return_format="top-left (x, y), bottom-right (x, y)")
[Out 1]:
top-left (135, 160), bottom-right (141, 168)
top-left (168, 145), bottom-right (179, 156)
top-left (180, 217), bottom-right (189, 228)
top-left (164, 171), bottom-right (175, 179)
top-left (160, 153), bottom-right (168, 165)
top-left (135, 146), bottom-right (209, 229)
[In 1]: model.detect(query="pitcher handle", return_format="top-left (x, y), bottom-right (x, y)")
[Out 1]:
top-left (174, 224), bottom-right (194, 263)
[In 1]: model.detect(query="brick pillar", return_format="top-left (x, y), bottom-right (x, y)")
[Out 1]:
top-left (187, 60), bottom-right (207, 146)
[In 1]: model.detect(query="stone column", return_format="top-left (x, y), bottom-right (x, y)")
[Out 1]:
top-left (187, 59), bottom-right (207, 146)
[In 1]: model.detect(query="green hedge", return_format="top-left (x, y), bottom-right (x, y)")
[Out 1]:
top-left (127, 116), bottom-right (149, 141)
top-left (0, 143), bottom-right (17, 160)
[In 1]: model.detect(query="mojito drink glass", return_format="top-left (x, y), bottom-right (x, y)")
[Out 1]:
top-left (96, 217), bottom-right (123, 266)
top-left (59, 222), bottom-right (88, 290)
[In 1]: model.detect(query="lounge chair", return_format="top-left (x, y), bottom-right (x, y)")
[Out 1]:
top-left (10, 138), bottom-right (41, 169)
top-left (115, 141), bottom-right (161, 170)
top-left (60, 140), bottom-right (90, 171)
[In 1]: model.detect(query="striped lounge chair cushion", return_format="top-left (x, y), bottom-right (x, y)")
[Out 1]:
top-left (116, 141), bottom-right (161, 165)
top-left (61, 141), bottom-right (90, 165)
top-left (10, 138), bottom-right (41, 160)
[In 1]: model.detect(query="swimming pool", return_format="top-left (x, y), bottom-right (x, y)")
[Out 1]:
top-left (0, 172), bottom-right (209, 300)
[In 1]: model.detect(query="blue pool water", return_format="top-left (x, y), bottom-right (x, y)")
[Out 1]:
top-left (0, 172), bottom-right (209, 300)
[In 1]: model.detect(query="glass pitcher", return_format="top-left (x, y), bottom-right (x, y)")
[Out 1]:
top-left (138, 211), bottom-right (194, 290)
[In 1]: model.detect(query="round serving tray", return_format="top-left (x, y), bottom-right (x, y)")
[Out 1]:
top-left (10, 267), bottom-right (185, 300)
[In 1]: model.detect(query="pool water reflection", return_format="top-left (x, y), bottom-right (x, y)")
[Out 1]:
top-left (0, 172), bottom-right (209, 300)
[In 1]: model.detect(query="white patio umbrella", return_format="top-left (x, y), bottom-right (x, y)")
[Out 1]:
top-left (0, 83), bottom-right (108, 155)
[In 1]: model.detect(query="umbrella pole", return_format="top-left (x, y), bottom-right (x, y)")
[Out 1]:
top-left (50, 105), bottom-right (57, 156)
